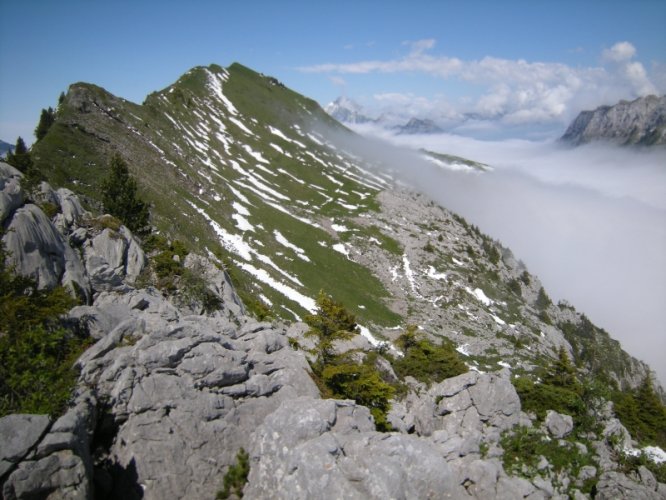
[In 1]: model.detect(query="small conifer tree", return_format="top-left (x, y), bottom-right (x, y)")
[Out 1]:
top-left (101, 154), bottom-right (150, 234)
top-left (34, 107), bottom-right (55, 141)
top-left (304, 290), bottom-right (359, 367)
top-left (6, 137), bottom-right (33, 173)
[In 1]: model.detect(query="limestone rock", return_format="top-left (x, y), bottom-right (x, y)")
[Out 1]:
top-left (246, 397), bottom-right (466, 499)
top-left (83, 226), bottom-right (146, 293)
top-left (0, 162), bottom-right (24, 224)
top-left (561, 94), bottom-right (666, 146)
top-left (2, 451), bottom-right (90, 500)
top-left (3, 203), bottom-right (89, 298)
top-left (596, 470), bottom-right (664, 499)
top-left (0, 414), bottom-right (51, 478)
top-left (545, 410), bottom-right (574, 438)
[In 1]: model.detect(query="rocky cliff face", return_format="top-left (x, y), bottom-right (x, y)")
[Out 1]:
top-left (561, 95), bottom-right (666, 146)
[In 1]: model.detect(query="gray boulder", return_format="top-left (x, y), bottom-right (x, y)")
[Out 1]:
top-left (596, 470), bottom-right (664, 499)
top-left (545, 410), bottom-right (574, 438)
top-left (0, 162), bottom-right (24, 224)
top-left (83, 226), bottom-right (146, 293)
top-left (3, 203), bottom-right (89, 298)
top-left (0, 414), bottom-right (51, 478)
top-left (246, 397), bottom-right (467, 499)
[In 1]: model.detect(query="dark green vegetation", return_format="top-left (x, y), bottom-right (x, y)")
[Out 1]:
top-left (0, 237), bottom-right (85, 417)
top-left (101, 154), bottom-right (150, 234)
top-left (304, 292), bottom-right (396, 431)
top-left (514, 347), bottom-right (586, 424)
top-left (501, 426), bottom-right (597, 494)
top-left (305, 290), bottom-right (359, 367)
top-left (216, 448), bottom-right (250, 499)
top-left (304, 293), bottom-right (469, 431)
top-left (5, 136), bottom-right (33, 174)
top-left (390, 325), bottom-right (468, 385)
top-left (508, 344), bottom-right (666, 490)
top-left (613, 376), bottom-right (666, 449)
top-left (35, 107), bottom-right (56, 141)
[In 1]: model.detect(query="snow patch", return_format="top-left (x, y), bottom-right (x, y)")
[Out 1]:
top-left (333, 243), bottom-right (350, 258)
top-left (274, 230), bottom-right (311, 262)
top-left (456, 344), bottom-right (471, 356)
top-left (332, 223), bottom-right (350, 233)
top-left (466, 287), bottom-right (493, 306)
top-left (238, 262), bottom-right (316, 312)
top-left (232, 213), bottom-right (254, 232)
top-left (188, 201), bottom-right (252, 261)
top-left (427, 266), bottom-right (447, 280)
top-left (403, 254), bottom-right (420, 296)
top-left (492, 314), bottom-right (506, 326)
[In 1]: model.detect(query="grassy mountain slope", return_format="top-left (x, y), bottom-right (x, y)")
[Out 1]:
top-left (31, 63), bottom-right (656, 389)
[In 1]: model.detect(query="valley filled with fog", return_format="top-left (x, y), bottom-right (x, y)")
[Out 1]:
top-left (342, 124), bottom-right (666, 385)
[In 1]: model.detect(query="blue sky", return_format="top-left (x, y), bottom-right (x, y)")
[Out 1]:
top-left (1, 0), bottom-right (665, 142)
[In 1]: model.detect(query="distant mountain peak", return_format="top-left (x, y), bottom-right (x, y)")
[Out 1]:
top-left (325, 96), bottom-right (374, 124)
top-left (394, 117), bottom-right (444, 135)
top-left (561, 94), bottom-right (666, 146)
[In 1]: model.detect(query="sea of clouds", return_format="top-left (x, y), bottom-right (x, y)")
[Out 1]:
top-left (331, 123), bottom-right (666, 385)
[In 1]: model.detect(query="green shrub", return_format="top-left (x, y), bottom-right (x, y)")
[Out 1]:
top-left (514, 377), bottom-right (584, 422)
top-left (507, 278), bottom-right (522, 296)
top-left (514, 347), bottom-right (586, 424)
top-left (613, 376), bottom-right (666, 449)
top-left (101, 154), bottom-right (150, 234)
top-left (391, 327), bottom-right (468, 385)
top-left (535, 287), bottom-right (552, 310)
top-left (501, 426), bottom-right (595, 484)
top-left (217, 448), bottom-right (250, 499)
top-left (0, 236), bottom-right (85, 416)
top-left (322, 359), bottom-right (395, 431)
top-left (304, 290), bottom-right (358, 367)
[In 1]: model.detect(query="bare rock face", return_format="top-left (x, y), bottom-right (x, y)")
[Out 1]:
top-left (245, 397), bottom-right (467, 499)
top-left (0, 163), bottom-right (24, 224)
top-left (561, 94), bottom-right (666, 146)
top-left (3, 203), bottom-right (89, 295)
top-left (0, 165), bottom-right (149, 303)
top-left (0, 415), bottom-right (51, 478)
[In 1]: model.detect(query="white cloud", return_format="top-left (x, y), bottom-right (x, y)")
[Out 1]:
top-left (603, 41), bottom-right (636, 62)
top-left (302, 39), bottom-right (663, 132)
top-left (328, 76), bottom-right (346, 87)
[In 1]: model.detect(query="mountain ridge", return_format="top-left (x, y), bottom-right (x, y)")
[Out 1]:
top-left (561, 94), bottom-right (666, 146)
top-left (3, 62), bottom-right (664, 498)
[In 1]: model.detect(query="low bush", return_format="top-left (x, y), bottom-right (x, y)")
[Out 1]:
top-left (391, 326), bottom-right (468, 385)
top-left (0, 236), bottom-right (86, 416)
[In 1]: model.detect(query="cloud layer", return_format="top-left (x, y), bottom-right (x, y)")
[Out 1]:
top-left (302, 40), bottom-right (663, 133)
top-left (330, 124), bottom-right (666, 385)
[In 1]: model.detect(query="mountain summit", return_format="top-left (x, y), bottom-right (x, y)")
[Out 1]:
top-left (561, 95), bottom-right (666, 146)
top-left (324, 96), bottom-right (374, 124)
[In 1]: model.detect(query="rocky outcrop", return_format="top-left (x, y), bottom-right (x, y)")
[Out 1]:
top-left (561, 95), bottom-right (666, 146)
top-left (0, 163), bottom-right (148, 302)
